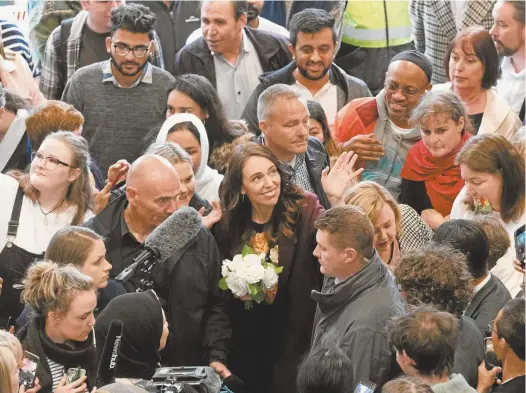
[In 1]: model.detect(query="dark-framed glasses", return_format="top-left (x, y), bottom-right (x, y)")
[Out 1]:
top-left (111, 40), bottom-right (151, 58)
top-left (31, 151), bottom-right (71, 170)
top-left (384, 81), bottom-right (423, 97)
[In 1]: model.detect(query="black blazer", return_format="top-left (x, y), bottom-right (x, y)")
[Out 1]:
top-left (465, 274), bottom-right (512, 336)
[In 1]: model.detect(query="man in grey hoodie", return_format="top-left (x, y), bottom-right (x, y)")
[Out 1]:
top-left (387, 305), bottom-right (477, 393)
top-left (311, 206), bottom-right (404, 391)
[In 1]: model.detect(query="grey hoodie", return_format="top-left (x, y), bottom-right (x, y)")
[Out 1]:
top-left (362, 90), bottom-right (421, 199)
top-left (311, 252), bottom-right (404, 390)
top-left (431, 374), bottom-right (478, 393)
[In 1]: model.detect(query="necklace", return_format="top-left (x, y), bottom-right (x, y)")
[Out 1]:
top-left (38, 196), bottom-right (67, 225)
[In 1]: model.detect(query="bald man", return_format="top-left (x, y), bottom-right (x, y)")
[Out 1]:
top-left (84, 154), bottom-right (232, 371)
top-left (334, 50), bottom-right (433, 199)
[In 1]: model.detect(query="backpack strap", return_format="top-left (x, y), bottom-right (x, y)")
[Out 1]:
top-left (58, 18), bottom-right (74, 78)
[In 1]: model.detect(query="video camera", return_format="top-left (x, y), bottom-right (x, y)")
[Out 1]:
top-left (137, 367), bottom-right (207, 393)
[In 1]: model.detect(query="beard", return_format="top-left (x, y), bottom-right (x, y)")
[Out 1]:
top-left (493, 39), bottom-right (520, 57)
top-left (247, 3), bottom-right (260, 22)
top-left (296, 62), bottom-right (330, 81)
top-left (110, 54), bottom-right (148, 77)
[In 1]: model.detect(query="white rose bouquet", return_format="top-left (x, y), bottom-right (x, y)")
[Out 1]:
top-left (219, 245), bottom-right (282, 310)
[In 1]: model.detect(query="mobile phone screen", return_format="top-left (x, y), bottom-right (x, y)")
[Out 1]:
top-left (19, 351), bottom-right (39, 389)
top-left (354, 379), bottom-right (377, 393)
top-left (515, 225), bottom-right (525, 267)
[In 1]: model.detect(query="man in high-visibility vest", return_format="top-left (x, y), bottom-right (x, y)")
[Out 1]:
top-left (335, 1), bottom-right (413, 95)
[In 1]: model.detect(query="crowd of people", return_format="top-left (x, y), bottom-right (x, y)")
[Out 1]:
top-left (0, 1), bottom-right (525, 393)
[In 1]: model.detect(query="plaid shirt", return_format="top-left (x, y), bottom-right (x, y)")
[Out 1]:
top-left (102, 59), bottom-right (152, 87)
top-left (40, 10), bottom-right (164, 100)
top-left (283, 153), bottom-right (315, 194)
top-left (398, 203), bottom-right (434, 252)
top-left (409, 0), bottom-right (495, 84)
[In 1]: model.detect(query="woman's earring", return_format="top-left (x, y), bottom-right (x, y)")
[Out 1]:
top-left (241, 193), bottom-right (245, 202)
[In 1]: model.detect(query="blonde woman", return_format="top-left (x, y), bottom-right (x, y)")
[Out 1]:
top-left (0, 345), bottom-right (20, 393)
top-left (16, 262), bottom-right (97, 393)
top-left (345, 181), bottom-right (433, 270)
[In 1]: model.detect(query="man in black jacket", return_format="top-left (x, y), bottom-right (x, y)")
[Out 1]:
top-left (255, 84), bottom-right (331, 208)
top-left (243, 8), bottom-right (370, 134)
top-left (173, 0), bottom-right (292, 119)
top-left (84, 155), bottom-right (231, 376)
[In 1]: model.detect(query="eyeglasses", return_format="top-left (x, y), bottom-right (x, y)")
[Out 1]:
top-left (384, 82), bottom-right (425, 97)
top-left (111, 40), bottom-right (151, 57)
top-left (31, 151), bottom-right (71, 170)
top-left (488, 320), bottom-right (497, 335)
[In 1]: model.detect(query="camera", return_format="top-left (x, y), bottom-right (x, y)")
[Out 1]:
top-left (137, 367), bottom-right (207, 393)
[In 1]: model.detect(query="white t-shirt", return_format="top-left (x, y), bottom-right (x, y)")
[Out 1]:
top-left (388, 118), bottom-right (415, 136)
top-left (0, 174), bottom-right (94, 254)
top-left (292, 79), bottom-right (338, 129)
top-left (451, 186), bottom-right (526, 297)
top-left (496, 57), bottom-right (525, 116)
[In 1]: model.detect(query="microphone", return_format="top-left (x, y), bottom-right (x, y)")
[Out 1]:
top-left (222, 375), bottom-right (244, 393)
top-left (484, 350), bottom-right (502, 371)
top-left (116, 206), bottom-right (202, 282)
top-left (96, 319), bottom-right (124, 388)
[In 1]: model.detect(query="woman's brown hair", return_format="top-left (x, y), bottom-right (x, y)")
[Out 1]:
top-left (25, 100), bottom-right (84, 150)
top-left (9, 131), bottom-right (93, 225)
top-left (217, 143), bottom-right (304, 256)
top-left (22, 261), bottom-right (95, 317)
top-left (443, 26), bottom-right (499, 89)
top-left (456, 134), bottom-right (525, 222)
top-left (45, 227), bottom-right (104, 268)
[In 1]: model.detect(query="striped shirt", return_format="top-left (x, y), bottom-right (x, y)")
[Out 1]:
top-left (48, 358), bottom-right (64, 390)
top-left (0, 19), bottom-right (39, 77)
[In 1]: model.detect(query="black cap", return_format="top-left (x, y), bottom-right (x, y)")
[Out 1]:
top-left (389, 50), bottom-right (433, 82)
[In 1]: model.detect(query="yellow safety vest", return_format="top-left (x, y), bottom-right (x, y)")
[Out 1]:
top-left (342, 0), bottom-right (412, 48)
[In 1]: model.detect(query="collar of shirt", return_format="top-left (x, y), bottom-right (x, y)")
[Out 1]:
top-left (102, 59), bottom-right (152, 87)
top-left (120, 202), bottom-right (133, 238)
top-left (501, 56), bottom-right (525, 78)
top-left (474, 272), bottom-right (492, 294)
top-left (261, 134), bottom-right (299, 168)
top-left (293, 75), bottom-right (333, 98)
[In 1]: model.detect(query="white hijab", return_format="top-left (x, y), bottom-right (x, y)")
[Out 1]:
top-left (156, 113), bottom-right (223, 201)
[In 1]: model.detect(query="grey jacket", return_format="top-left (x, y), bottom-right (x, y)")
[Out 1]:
top-left (311, 252), bottom-right (404, 390)
top-left (242, 61), bottom-right (371, 135)
top-left (465, 274), bottom-right (511, 336)
top-left (431, 374), bottom-right (477, 393)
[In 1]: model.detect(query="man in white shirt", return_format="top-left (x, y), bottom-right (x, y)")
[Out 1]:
top-left (490, 0), bottom-right (525, 122)
top-left (186, 0), bottom-right (289, 44)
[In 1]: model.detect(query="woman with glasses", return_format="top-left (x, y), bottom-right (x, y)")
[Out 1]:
top-left (434, 26), bottom-right (521, 138)
top-left (0, 131), bottom-right (93, 329)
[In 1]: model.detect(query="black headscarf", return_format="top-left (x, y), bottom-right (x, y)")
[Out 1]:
top-left (95, 290), bottom-right (164, 380)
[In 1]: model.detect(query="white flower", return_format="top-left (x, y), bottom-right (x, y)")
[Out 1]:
top-left (225, 273), bottom-right (250, 297)
top-left (262, 266), bottom-right (278, 289)
top-left (236, 255), bottom-right (265, 284)
top-left (221, 264), bottom-right (230, 278)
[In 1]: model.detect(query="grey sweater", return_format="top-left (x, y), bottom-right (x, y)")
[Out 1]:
top-left (431, 374), bottom-right (477, 393)
top-left (62, 61), bottom-right (174, 173)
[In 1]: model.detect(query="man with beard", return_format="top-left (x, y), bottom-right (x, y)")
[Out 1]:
top-left (186, 0), bottom-right (289, 44)
top-left (40, 0), bottom-right (165, 100)
top-left (334, 51), bottom-right (432, 199)
top-left (242, 8), bottom-right (371, 134)
top-left (174, 0), bottom-right (291, 120)
top-left (490, 0), bottom-right (525, 122)
top-left (62, 3), bottom-right (174, 173)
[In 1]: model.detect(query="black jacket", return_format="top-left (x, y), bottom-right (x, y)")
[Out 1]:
top-left (311, 252), bottom-right (404, 390)
top-left (256, 135), bottom-right (331, 209)
top-left (17, 317), bottom-right (97, 393)
top-left (84, 194), bottom-right (231, 366)
top-left (173, 27), bottom-right (292, 86)
top-left (465, 274), bottom-right (512, 336)
top-left (242, 61), bottom-right (371, 134)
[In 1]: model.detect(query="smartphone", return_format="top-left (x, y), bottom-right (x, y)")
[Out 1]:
top-left (19, 351), bottom-right (39, 389)
top-left (66, 367), bottom-right (86, 384)
top-left (354, 378), bottom-right (377, 393)
top-left (515, 225), bottom-right (525, 268)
